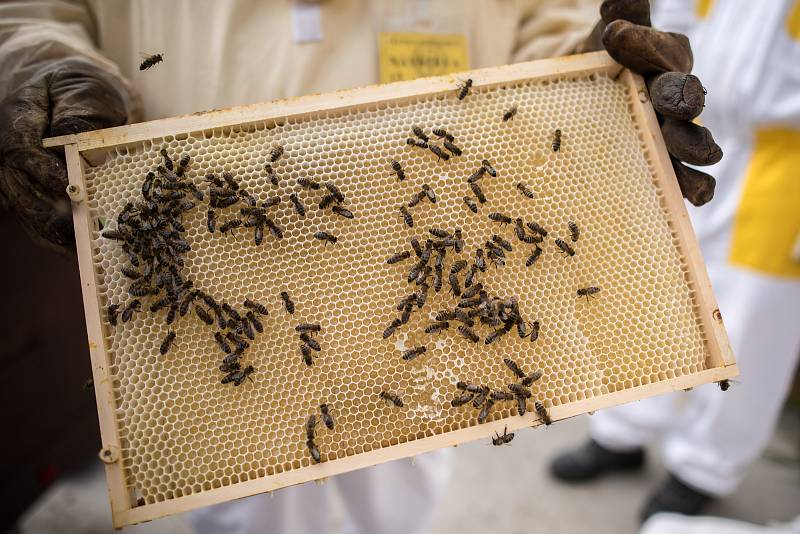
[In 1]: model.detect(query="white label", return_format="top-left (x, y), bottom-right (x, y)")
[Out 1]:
top-left (292, 2), bottom-right (323, 44)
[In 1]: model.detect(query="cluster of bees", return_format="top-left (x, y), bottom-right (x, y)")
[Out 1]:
top-left (306, 404), bottom-right (335, 463)
top-left (376, 78), bottom-right (601, 447)
top-left (102, 149), bottom-right (275, 385)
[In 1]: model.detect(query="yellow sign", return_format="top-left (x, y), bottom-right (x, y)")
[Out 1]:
top-left (378, 32), bottom-right (469, 83)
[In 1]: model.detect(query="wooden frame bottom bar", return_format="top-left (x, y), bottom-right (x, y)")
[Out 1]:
top-left (117, 365), bottom-right (736, 527)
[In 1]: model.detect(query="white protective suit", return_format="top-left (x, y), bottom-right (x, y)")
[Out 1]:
top-left (0, 1), bottom-right (598, 533)
top-left (591, 0), bottom-right (800, 497)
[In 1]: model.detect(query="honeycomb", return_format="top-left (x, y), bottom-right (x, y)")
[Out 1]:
top-left (83, 72), bottom-right (709, 509)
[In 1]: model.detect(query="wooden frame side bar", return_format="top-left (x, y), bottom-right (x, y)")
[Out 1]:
top-left (64, 145), bottom-right (130, 526)
top-left (621, 71), bottom-right (735, 368)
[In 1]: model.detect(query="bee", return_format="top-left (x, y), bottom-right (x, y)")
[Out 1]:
top-left (415, 283), bottom-right (430, 308)
top-left (205, 173), bottom-right (224, 187)
top-left (269, 145), bottom-right (284, 162)
top-left (318, 194), bottom-right (338, 210)
top-left (525, 247), bottom-right (543, 267)
top-left (331, 206), bottom-right (354, 219)
top-left (555, 238), bottom-right (575, 256)
top-left (463, 196), bottom-right (478, 213)
top-left (307, 439), bottom-right (321, 463)
top-left (432, 128), bottom-right (455, 142)
top-left (429, 145), bottom-right (450, 161)
top-left (301, 345), bottom-right (314, 366)
top-left (457, 381), bottom-right (482, 393)
top-left (458, 325), bottom-right (479, 343)
top-left (527, 320), bottom-right (541, 342)
top-left (254, 224), bottom-right (264, 246)
top-left (407, 191), bottom-right (426, 208)
top-left (516, 182), bottom-right (535, 198)
top-left (490, 390), bottom-right (515, 401)
top-left (429, 228), bottom-right (449, 239)
top-left (320, 404), bottom-right (335, 430)
top-left (107, 303), bottom-right (120, 326)
top-left (121, 299), bottom-right (141, 322)
top-left (460, 283), bottom-right (482, 300)
top-left (278, 291), bottom-right (295, 314)
top-left (298, 177), bottom-right (321, 190)
top-left (492, 426), bottom-right (515, 445)
top-left (447, 273), bottom-right (461, 296)
top-left (314, 230), bottom-right (337, 244)
top-left (300, 333), bottom-right (321, 351)
top-left (263, 165), bottom-right (279, 186)
top-left (470, 182), bottom-right (486, 203)
top-left (266, 219), bottom-right (284, 239)
top-left (501, 358), bottom-right (526, 379)
top-left (422, 184), bottom-right (436, 203)
top-left (406, 138), bottom-right (428, 149)
top-left (412, 126), bottom-right (429, 142)
top-left (101, 229), bottom-right (127, 241)
top-left (535, 400), bottom-right (552, 425)
top-left (433, 266), bottom-right (443, 293)
top-left (457, 78), bottom-right (473, 100)
top-left (484, 329), bottom-right (506, 345)
top-left (324, 182), bottom-right (344, 203)
top-left (443, 140), bottom-right (462, 156)
top-left (424, 321), bottom-right (450, 334)
top-left (492, 235), bottom-right (513, 252)
top-left (451, 393), bottom-right (474, 407)
top-left (568, 221), bottom-right (580, 242)
top-left (402, 346), bottom-right (427, 361)
top-left (464, 264), bottom-right (479, 288)
top-left (219, 359), bottom-right (241, 373)
top-left (387, 251), bottom-right (411, 264)
top-left (306, 414), bottom-right (317, 441)
top-left (516, 396), bottom-right (527, 416)
top-left (246, 311), bottom-right (264, 333)
top-left (502, 106), bottom-right (518, 121)
top-left (717, 380), bottom-right (730, 392)
top-left (379, 391), bottom-right (404, 407)
top-left (383, 318), bottom-right (402, 339)
top-left (289, 193), bottom-right (306, 217)
top-left (219, 218), bottom-right (242, 233)
top-left (552, 129), bottom-right (562, 152)
top-left (159, 330), bottom-right (176, 355)
top-left (214, 331), bottom-right (232, 354)
top-left (139, 53), bottom-right (163, 70)
top-left (481, 159), bottom-right (497, 178)
top-left (488, 212), bottom-right (511, 225)
top-left (399, 206), bottom-right (414, 228)
top-left (222, 172), bottom-right (240, 190)
top-left (478, 398), bottom-right (495, 423)
top-left (391, 160), bottom-right (405, 181)
top-left (263, 196), bottom-right (282, 208)
top-left (296, 322), bottom-right (321, 333)
top-left (194, 306), bottom-right (214, 326)
top-left (222, 365), bottom-right (255, 386)
top-left (526, 221), bottom-right (548, 237)
top-left (508, 383), bottom-right (531, 398)
top-left (408, 238), bottom-right (423, 258)
top-left (577, 286), bottom-right (601, 299)
top-left (522, 370), bottom-right (543, 387)
top-left (472, 386), bottom-right (489, 408)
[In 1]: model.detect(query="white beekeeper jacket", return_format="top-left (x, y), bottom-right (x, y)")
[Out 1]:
top-left (592, 0), bottom-right (800, 498)
top-left (0, 2), bottom-right (598, 533)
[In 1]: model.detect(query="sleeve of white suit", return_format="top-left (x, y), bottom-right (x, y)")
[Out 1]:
top-left (511, 0), bottom-right (600, 62)
top-left (0, 0), bottom-right (139, 117)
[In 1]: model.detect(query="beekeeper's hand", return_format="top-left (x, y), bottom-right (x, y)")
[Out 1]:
top-left (0, 53), bottom-right (140, 251)
top-left (584, 0), bottom-right (720, 206)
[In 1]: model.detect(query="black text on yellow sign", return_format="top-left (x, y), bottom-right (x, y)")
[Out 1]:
top-left (379, 32), bottom-right (469, 83)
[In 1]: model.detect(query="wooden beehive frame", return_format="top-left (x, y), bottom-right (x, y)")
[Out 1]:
top-left (47, 52), bottom-right (737, 528)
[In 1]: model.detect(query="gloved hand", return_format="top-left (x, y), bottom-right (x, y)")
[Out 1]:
top-left (0, 56), bottom-right (140, 251)
top-left (583, 0), bottom-right (720, 206)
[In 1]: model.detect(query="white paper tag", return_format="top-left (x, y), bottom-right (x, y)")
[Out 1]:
top-left (292, 2), bottom-right (323, 44)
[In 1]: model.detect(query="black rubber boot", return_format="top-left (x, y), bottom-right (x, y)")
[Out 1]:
top-left (549, 439), bottom-right (645, 482)
top-left (640, 474), bottom-right (714, 523)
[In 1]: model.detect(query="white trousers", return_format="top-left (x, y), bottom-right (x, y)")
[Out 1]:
top-left (190, 448), bottom-right (453, 534)
top-left (591, 262), bottom-right (800, 496)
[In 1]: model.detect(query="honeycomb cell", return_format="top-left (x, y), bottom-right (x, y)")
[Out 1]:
top-left (84, 73), bottom-right (709, 507)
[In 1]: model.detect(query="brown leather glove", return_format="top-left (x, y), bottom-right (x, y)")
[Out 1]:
top-left (586, 0), bottom-right (720, 206)
top-left (0, 57), bottom-right (137, 251)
